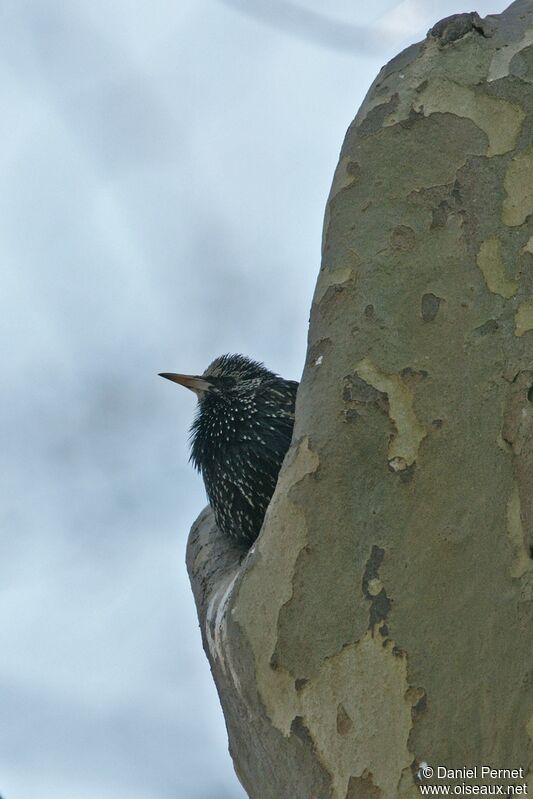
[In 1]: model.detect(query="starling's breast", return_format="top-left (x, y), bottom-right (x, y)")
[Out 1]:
top-left (189, 376), bottom-right (297, 545)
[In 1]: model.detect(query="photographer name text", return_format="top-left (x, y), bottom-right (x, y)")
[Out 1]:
top-left (436, 769), bottom-right (525, 781)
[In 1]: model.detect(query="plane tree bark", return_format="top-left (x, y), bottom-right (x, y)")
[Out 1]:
top-left (187, 2), bottom-right (533, 797)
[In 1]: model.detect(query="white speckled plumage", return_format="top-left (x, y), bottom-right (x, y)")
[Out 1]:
top-left (188, 354), bottom-right (298, 547)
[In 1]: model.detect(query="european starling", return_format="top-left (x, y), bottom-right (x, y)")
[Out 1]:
top-left (160, 354), bottom-right (298, 547)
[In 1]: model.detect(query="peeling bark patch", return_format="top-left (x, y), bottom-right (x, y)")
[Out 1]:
top-left (337, 703), bottom-right (354, 736)
top-left (355, 359), bottom-right (427, 469)
top-left (358, 92), bottom-right (394, 126)
top-left (473, 319), bottom-right (499, 337)
top-left (398, 463), bottom-right (416, 483)
top-left (345, 771), bottom-right (382, 798)
top-left (367, 578), bottom-right (383, 596)
top-left (506, 486), bottom-right (532, 578)
top-left (501, 371), bottom-right (533, 577)
top-left (363, 545), bottom-right (391, 630)
top-left (343, 375), bottom-right (385, 405)
top-left (476, 238), bottom-right (519, 298)
top-left (515, 301), bottom-right (533, 337)
top-left (323, 157), bottom-right (361, 249)
top-left (366, 578), bottom-right (389, 627)
top-left (510, 44), bottom-right (533, 83)
top-left (359, 95), bottom-right (399, 136)
top-left (488, 28), bottom-right (533, 82)
top-left (344, 409), bottom-right (360, 424)
top-left (523, 236), bottom-right (533, 255)
top-left (363, 545), bottom-right (384, 584)
top-left (413, 79), bottom-right (524, 156)
top-left (431, 200), bottom-right (452, 228)
top-left (413, 692), bottom-right (427, 718)
top-left (405, 687), bottom-right (427, 720)
top-left (300, 633), bottom-right (414, 799)
top-left (391, 225), bottom-right (415, 252)
top-left (290, 715), bottom-right (313, 744)
top-left (343, 374), bottom-right (388, 425)
top-left (503, 148), bottom-right (533, 227)
top-left (315, 267), bottom-right (354, 305)
top-left (421, 293), bottom-right (442, 322)
top-left (329, 157), bottom-right (361, 202)
top-left (400, 367), bottom-right (428, 382)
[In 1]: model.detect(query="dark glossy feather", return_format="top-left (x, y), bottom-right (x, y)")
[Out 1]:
top-left (189, 354), bottom-right (298, 546)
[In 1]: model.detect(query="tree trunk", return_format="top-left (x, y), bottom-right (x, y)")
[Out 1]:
top-left (187, 2), bottom-right (533, 796)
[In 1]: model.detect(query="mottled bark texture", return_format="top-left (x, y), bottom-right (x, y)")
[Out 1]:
top-left (187, 3), bottom-right (533, 797)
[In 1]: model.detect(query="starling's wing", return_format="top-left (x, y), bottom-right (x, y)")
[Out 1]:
top-left (228, 476), bottom-right (270, 545)
top-left (231, 376), bottom-right (298, 519)
top-left (201, 376), bottom-right (298, 545)
top-left (256, 378), bottom-right (298, 444)
top-left (201, 443), bottom-right (272, 544)
top-left (223, 427), bottom-right (288, 543)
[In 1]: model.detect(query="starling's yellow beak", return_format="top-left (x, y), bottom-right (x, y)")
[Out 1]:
top-left (158, 373), bottom-right (211, 396)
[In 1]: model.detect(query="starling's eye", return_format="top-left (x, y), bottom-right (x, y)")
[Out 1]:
top-left (211, 376), bottom-right (237, 392)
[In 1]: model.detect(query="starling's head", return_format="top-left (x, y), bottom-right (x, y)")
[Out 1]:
top-left (159, 353), bottom-right (273, 400)
top-left (161, 353), bottom-right (297, 502)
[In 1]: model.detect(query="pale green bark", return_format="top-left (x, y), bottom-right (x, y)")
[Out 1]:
top-left (187, 4), bottom-right (533, 797)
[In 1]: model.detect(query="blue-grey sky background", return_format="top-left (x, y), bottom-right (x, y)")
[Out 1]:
top-left (0, 2), bottom-right (504, 797)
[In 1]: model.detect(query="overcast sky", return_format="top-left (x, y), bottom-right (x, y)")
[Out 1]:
top-left (0, 1), bottom-right (505, 797)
